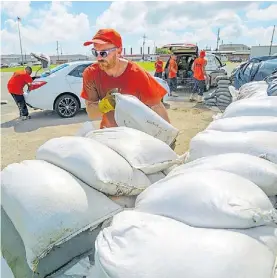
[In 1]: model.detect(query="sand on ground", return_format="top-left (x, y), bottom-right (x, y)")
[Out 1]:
top-left (1, 100), bottom-right (217, 170)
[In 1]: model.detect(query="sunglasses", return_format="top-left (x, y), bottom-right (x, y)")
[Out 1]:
top-left (91, 47), bottom-right (117, 58)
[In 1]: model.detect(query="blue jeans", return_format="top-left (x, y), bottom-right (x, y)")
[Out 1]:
top-left (154, 72), bottom-right (163, 78)
top-left (192, 78), bottom-right (205, 96)
top-left (10, 93), bottom-right (29, 117)
top-left (168, 77), bottom-right (177, 93)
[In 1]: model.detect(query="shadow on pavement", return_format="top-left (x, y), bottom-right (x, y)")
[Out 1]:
top-left (1, 109), bottom-right (89, 133)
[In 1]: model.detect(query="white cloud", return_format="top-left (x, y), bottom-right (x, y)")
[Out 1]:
top-left (1, 2), bottom-right (90, 54)
top-left (246, 4), bottom-right (277, 21)
top-left (1, 1), bottom-right (277, 55)
top-left (1, 1), bottom-right (31, 18)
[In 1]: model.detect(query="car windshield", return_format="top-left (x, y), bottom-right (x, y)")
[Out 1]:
top-left (40, 63), bottom-right (69, 77)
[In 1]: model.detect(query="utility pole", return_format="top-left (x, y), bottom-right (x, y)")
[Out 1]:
top-left (17, 17), bottom-right (24, 65)
top-left (216, 28), bottom-right (220, 52)
top-left (269, 25), bottom-right (276, 56)
top-left (56, 41), bottom-right (59, 62)
top-left (142, 34), bottom-right (147, 61)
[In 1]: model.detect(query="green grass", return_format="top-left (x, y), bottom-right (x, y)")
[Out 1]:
top-left (135, 61), bottom-right (156, 71)
top-left (0, 65), bottom-right (57, 73)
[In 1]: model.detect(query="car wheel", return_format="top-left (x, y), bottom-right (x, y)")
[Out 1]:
top-left (54, 94), bottom-right (80, 118)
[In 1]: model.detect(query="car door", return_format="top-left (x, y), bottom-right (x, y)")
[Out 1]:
top-left (66, 64), bottom-right (92, 107)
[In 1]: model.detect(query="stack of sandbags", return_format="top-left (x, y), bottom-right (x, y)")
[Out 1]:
top-left (113, 93), bottom-right (179, 146)
top-left (204, 76), bottom-right (233, 110)
top-left (1, 160), bottom-right (122, 277)
top-left (37, 127), bottom-right (183, 208)
top-left (94, 170), bottom-right (277, 278)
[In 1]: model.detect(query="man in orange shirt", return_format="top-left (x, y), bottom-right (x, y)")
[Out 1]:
top-left (81, 28), bottom-right (170, 129)
top-left (190, 50), bottom-right (207, 103)
top-left (7, 66), bottom-right (33, 120)
top-left (168, 54), bottom-right (178, 97)
top-left (154, 56), bottom-right (163, 79)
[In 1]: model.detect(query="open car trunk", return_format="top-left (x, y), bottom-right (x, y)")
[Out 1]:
top-left (30, 53), bottom-right (51, 80)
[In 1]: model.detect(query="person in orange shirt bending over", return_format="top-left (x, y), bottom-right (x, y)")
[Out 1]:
top-left (154, 56), bottom-right (163, 79)
top-left (168, 54), bottom-right (178, 97)
top-left (81, 28), bottom-right (170, 128)
top-left (7, 66), bottom-right (33, 120)
top-left (190, 50), bottom-right (207, 103)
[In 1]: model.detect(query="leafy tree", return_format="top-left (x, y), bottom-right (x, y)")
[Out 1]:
top-left (155, 48), bottom-right (172, 54)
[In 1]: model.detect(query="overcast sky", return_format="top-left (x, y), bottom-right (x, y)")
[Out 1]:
top-left (1, 1), bottom-right (277, 55)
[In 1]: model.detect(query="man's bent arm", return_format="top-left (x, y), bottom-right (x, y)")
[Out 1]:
top-left (151, 102), bottom-right (170, 123)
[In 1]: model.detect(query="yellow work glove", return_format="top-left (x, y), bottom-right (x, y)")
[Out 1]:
top-left (98, 91), bottom-right (116, 114)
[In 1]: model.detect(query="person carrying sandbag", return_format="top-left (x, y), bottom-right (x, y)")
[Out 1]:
top-left (81, 28), bottom-right (170, 129)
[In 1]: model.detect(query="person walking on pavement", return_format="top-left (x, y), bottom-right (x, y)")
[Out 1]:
top-left (154, 56), bottom-right (163, 79)
top-left (81, 28), bottom-right (170, 129)
top-left (190, 50), bottom-right (207, 103)
top-left (7, 66), bottom-right (33, 120)
top-left (168, 54), bottom-right (178, 97)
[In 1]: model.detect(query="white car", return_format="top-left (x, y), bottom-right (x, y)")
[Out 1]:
top-left (25, 61), bottom-right (94, 118)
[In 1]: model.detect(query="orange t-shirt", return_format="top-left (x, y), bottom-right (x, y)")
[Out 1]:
top-left (81, 61), bottom-right (167, 128)
top-left (168, 59), bottom-right (178, 78)
top-left (7, 70), bottom-right (33, 95)
top-left (193, 57), bottom-right (207, 80)
top-left (155, 60), bottom-right (163, 73)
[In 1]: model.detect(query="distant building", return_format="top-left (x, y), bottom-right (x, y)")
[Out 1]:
top-left (250, 45), bottom-right (277, 58)
top-left (219, 44), bottom-right (250, 52)
top-left (1, 54), bottom-right (90, 65)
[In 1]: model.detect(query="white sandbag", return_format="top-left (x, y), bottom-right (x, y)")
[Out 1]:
top-left (95, 210), bottom-right (276, 278)
top-left (229, 226), bottom-right (277, 255)
top-left (1, 256), bottom-right (15, 278)
top-left (229, 85), bottom-right (238, 101)
top-left (75, 121), bottom-right (96, 137)
top-left (147, 172), bottom-right (166, 184)
top-left (218, 95), bottom-right (232, 102)
top-left (216, 91), bottom-right (232, 98)
top-left (114, 93), bottom-right (179, 145)
top-left (168, 153), bottom-right (277, 196)
top-left (222, 97), bottom-right (277, 118)
top-left (136, 170), bottom-right (277, 229)
top-left (187, 130), bottom-right (277, 163)
top-left (36, 136), bottom-right (151, 195)
top-left (238, 81), bottom-right (268, 100)
top-left (86, 127), bottom-right (183, 174)
top-left (207, 116), bottom-right (277, 132)
top-left (1, 160), bottom-right (122, 270)
top-left (216, 88), bottom-right (231, 94)
top-left (218, 80), bottom-right (231, 85)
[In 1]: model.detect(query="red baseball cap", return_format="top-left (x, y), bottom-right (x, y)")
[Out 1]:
top-left (83, 29), bottom-right (122, 48)
top-left (200, 50), bottom-right (206, 58)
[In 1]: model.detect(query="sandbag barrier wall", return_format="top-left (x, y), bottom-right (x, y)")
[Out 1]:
top-left (93, 94), bottom-right (277, 277)
top-left (1, 126), bottom-right (185, 278)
